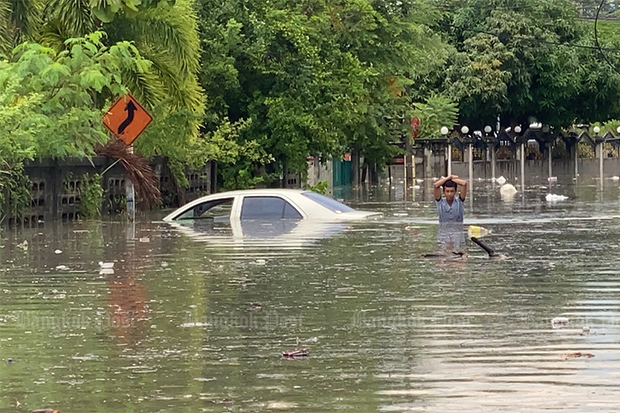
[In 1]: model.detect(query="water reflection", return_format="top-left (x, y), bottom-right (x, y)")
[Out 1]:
top-left (2, 182), bottom-right (620, 412)
top-left (165, 218), bottom-right (349, 250)
top-left (437, 223), bottom-right (466, 253)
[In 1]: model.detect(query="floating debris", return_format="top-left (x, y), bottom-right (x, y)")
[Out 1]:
top-left (16, 241), bottom-right (28, 251)
top-left (551, 316), bottom-right (569, 327)
top-left (468, 225), bottom-right (491, 238)
top-left (495, 176), bottom-right (507, 185)
top-left (55, 265), bottom-right (69, 271)
top-left (99, 262), bottom-right (114, 269)
top-left (54, 249), bottom-right (62, 254)
top-left (500, 183), bottom-right (517, 201)
top-left (282, 348), bottom-right (309, 358)
top-left (562, 352), bottom-right (594, 360)
top-left (180, 322), bottom-right (210, 328)
top-left (546, 194), bottom-right (568, 202)
top-left (255, 259), bottom-right (266, 265)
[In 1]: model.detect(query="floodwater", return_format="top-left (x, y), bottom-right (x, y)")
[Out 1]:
top-left (2, 179), bottom-right (620, 412)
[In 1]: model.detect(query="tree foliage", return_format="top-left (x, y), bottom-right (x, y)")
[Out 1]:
top-left (0, 0), bottom-right (258, 192)
top-left (411, 93), bottom-right (459, 139)
top-left (0, 32), bottom-right (151, 219)
top-left (438, 0), bottom-right (620, 130)
top-left (7, 0), bottom-right (620, 201)
top-left (0, 32), bottom-right (147, 159)
top-left (196, 0), bottom-right (448, 183)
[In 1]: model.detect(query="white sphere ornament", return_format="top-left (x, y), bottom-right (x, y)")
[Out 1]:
top-left (461, 126), bottom-right (469, 134)
top-left (440, 126), bottom-right (449, 135)
top-left (593, 126), bottom-right (601, 134)
top-left (484, 125), bottom-right (492, 133)
top-left (514, 126), bottom-right (522, 133)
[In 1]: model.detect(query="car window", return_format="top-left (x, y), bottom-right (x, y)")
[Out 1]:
top-left (241, 196), bottom-right (302, 220)
top-left (301, 191), bottom-right (355, 213)
top-left (176, 198), bottom-right (234, 220)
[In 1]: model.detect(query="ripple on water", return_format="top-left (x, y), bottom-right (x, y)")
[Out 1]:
top-left (2, 191), bottom-right (620, 411)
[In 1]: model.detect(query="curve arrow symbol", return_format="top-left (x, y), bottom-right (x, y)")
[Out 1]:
top-left (117, 101), bottom-right (137, 135)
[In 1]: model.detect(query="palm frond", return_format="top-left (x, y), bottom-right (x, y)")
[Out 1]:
top-left (0, 0), bottom-right (42, 53)
top-left (0, 1), bottom-right (12, 54)
top-left (43, 0), bottom-right (94, 37)
top-left (136, 45), bottom-right (205, 112)
top-left (8, 0), bottom-right (41, 40)
top-left (120, 69), bottom-right (165, 110)
top-left (106, 0), bottom-right (200, 77)
top-left (95, 138), bottom-right (161, 207)
top-left (37, 18), bottom-right (71, 52)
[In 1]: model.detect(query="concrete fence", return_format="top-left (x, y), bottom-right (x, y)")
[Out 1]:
top-left (10, 157), bottom-right (215, 226)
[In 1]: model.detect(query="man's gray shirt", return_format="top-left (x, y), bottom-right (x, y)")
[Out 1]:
top-left (436, 197), bottom-right (464, 223)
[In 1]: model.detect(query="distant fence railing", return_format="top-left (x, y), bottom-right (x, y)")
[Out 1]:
top-left (411, 127), bottom-right (620, 181)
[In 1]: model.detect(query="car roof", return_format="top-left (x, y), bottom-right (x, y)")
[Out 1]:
top-left (203, 188), bottom-right (310, 197)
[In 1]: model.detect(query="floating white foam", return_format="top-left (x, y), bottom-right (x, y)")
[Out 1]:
top-left (496, 176), bottom-right (506, 185)
top-left (180, 322), bottom-right (210, 328)
top-left (500, 183), bottom-right (517, 201)
top-left (546, 193), bottom-right (568, 202)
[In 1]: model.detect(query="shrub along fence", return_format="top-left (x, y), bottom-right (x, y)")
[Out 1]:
top-left (8, 158), bottom-right (215, 226)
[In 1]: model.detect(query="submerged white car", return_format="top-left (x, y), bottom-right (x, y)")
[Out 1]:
top-left (162, 189), bottom-right (382, 222)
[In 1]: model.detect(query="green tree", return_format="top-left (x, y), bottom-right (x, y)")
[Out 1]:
top-left (1, 0), bottom-right (256, 195)
top-left (0, 0), bottom-right (41, 54)
top-left (438, 0), bottom-right (620, 130)
top-left (197, 0), bottom-right (448, 185)
top-left (0, 32), bottom-right (150, 220)
top-left (411, 93), bottom-right (459, 139)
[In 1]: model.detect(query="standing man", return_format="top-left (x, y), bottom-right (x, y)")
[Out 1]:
top-left (434, 174), bottom-right (468, 223)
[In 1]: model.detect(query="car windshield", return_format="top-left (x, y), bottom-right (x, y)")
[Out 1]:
top-left (301, 191), bottom-right (355, 213)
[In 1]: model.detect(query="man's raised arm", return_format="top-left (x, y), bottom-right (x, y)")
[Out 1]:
top-left (451, 177), bottom-right (468, 201)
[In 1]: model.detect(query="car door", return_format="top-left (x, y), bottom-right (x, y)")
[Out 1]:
top-left (237, 195), bottom-right (304, 238)
top-left (239, 196), bottom-right (303, 220)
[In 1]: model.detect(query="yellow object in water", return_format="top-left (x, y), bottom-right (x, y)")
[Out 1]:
top-left (468, 225), bottom-right (492, 238)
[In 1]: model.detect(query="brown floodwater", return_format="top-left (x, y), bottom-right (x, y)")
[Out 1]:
top-left (1, 179), bottom-right (620, 412)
